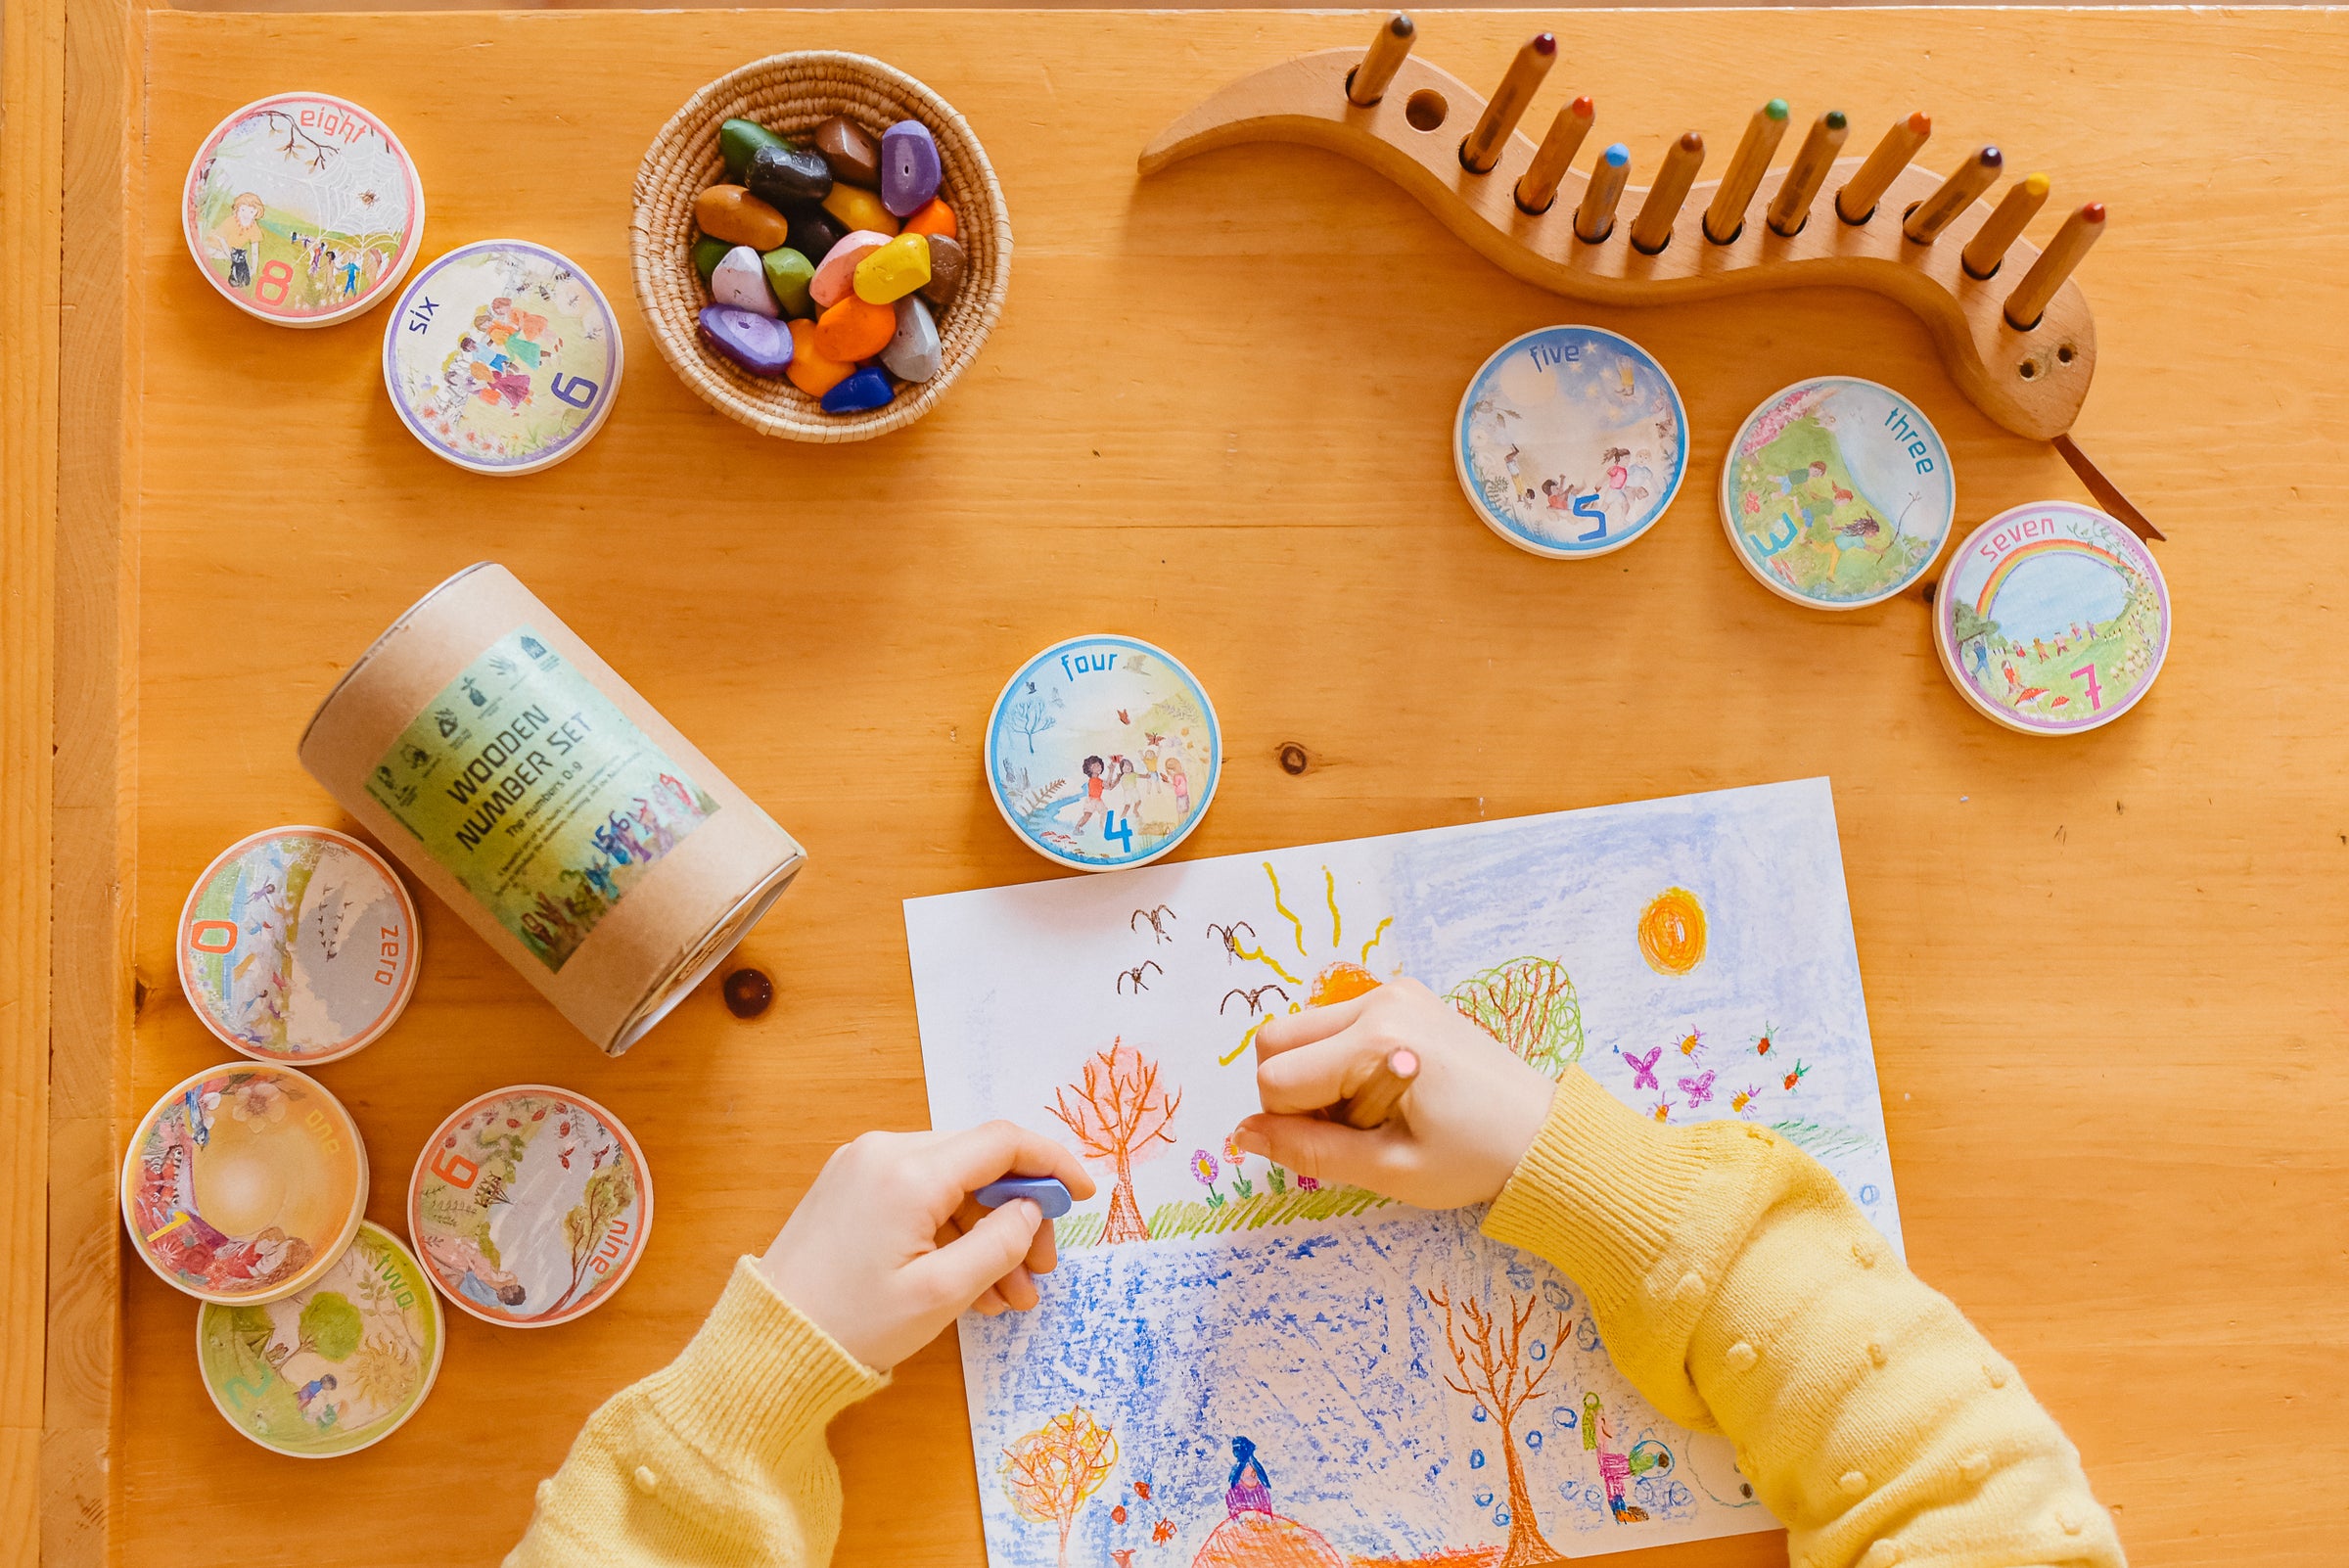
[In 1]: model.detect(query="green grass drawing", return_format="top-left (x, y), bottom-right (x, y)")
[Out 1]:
top-left (1058, 1182), bottom-right (1392, 1250)
top-left (1769, 1118), bottom-right (1881, 1162)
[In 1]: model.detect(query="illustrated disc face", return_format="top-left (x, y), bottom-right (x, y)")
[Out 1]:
top-left (1720, 377), bottom-right (1957, 608)
top-left (409, 1085), bottom-right (652, 1327)
top-left (1454, 325), bottom-right (1687, 558)
top-left (984, 635), bottom-right (1221, 871)
top-left (1934, 501), bottom-right (2171, 735)
top-left (196, 1222), bottom-right (444, 1458)
top-left (383, 240), bottom-right (622, 475)
top-left (176, 826), bottom-right (419, 1063)
top-left (181, 91), bottom-right (423, 327)
top-left (121, 1064), bottom-right (368, 1304)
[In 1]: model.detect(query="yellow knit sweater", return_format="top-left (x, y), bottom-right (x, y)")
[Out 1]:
top-left (510, 1070), bottom-right (2123, 1567)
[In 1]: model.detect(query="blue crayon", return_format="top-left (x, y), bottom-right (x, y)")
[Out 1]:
top-left (973, 1176), bottom-right (1072, 1220)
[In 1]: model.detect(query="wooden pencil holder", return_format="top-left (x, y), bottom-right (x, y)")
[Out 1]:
top-left (632, 52), bottom-right (1012, 443)
top-left (1141, 49), bottom-right (2094, 445)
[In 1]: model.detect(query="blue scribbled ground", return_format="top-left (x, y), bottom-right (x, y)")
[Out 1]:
top-left (962, 1209), bottom-right (1741, 1567)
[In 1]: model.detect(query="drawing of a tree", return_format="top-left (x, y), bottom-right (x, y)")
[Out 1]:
top-left (1425, 1284), bottom-right (1566, 1568)
top-left (1049, 1039), bottom-right (1181, 1244)
top-left (1449, 957), bottom-right (1586, 1080)
top-left (1005, 695), bottom-right (1057, 755)
top-left (1951, 599), bottom-right (2001, 657)
top-left (1000, 1406), bottom-right (1120, 1565)
top-left (295, 1291), bottom-right (363, 1362)
top-left (557, 1161), bottom-right (636, 1312)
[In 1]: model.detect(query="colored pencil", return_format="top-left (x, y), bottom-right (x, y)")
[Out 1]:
top-left (2004, 202), bottom-right (2105, 329)
top-left (1335, 1047), bottom-right (1421, 1130)
top-left (1962, 171), bottom-right (2051, 279)
top-left (1348, 14), bottom-right (1416, 109)
top-left (1703, 99), bottom-right (1790, 244)
top-left (1516, 95), bottom-right (1595, 215)
top-left (1836, 110), bottom-right (1932, 223)
top-left (1575, 142), bottom-right (1631, 243)
top-left (1903, 145), bottom-right (2004, 244)
top-left (1460, 33), bottom-right (1556, 173)
top-left (1767, 110), bottom-right (1848, 237)
top-left (1630, 130), bottom-right (1706, 254)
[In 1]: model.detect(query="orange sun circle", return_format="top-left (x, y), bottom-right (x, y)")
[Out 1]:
top-left (1636, 887), bottom-right (1708, 975)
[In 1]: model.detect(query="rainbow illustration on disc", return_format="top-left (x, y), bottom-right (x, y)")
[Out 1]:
top-left (1933, 501), bottom-right (2170, 734)
top-left (1719, 377), bottom-right (1955, 608)
top-left (1454, 325), bottom-right (1687, 558)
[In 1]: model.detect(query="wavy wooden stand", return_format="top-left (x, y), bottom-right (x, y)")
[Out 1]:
top-left (1141, 49), bottom-right (2096, 444)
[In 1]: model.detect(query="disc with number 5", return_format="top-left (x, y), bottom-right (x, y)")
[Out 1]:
top-left (383, 240), bottom-right (624, 476)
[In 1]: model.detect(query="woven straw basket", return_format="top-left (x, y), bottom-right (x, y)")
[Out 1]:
top-left (631, 53), bottom-right (1011, 442)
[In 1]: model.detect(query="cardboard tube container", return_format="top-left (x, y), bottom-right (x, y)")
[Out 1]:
top-left (300, 564), bottom-right (804, 1054)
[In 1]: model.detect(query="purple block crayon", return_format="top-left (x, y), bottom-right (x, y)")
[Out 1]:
top-left (697, 304), bottom-right (792, 376)
top-left (880, 119), bottom-right (942, 217)
top-left (972, 1176), bottom-right (1072, 1220)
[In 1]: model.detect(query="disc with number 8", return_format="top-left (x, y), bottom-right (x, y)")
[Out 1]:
top-left (180, 91), bottom-right (425, 329)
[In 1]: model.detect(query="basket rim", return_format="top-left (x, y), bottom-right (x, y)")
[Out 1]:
top-left (630, 50), bottom-right (1012, 443)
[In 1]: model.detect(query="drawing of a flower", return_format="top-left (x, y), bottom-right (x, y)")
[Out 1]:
top-left (229, 1080), bottom-right (287, 1127)
top-left (1295, 1175), bottom-right (1320, 1191)
top-left (1223, 1133), bottom-right (1254, 1200)
top-left (1266, 1164), bottom-right (1288, 1195)
top-left (1191, 1148), bottom-right (1224, 1208)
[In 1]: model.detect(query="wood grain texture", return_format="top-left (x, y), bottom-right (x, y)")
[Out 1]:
top-left (46, 0), bottom-right (142, 1558)
top-left (1139, 49), bottom-right (2095, 439)
top-left (1, 0), bottom-right (65, 1561)
top-left (72, 9), bottom-right (2349, 1568)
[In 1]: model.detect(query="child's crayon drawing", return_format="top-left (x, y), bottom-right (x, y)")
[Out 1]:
top-left (907, 780), bottom-right (1901, 1564)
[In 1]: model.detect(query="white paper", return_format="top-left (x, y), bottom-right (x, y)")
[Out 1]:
top-left (908, 778), bottom-right (1900, 1566)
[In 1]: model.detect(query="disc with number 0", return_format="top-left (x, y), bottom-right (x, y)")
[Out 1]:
top-left (383, 240), bottom-right (623, 476)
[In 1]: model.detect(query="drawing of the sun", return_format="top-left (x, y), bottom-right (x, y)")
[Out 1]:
top-left (1209, 863), bottom-right (1395, 1065)
top-left (1636, 886), bottom-right (1708, 975)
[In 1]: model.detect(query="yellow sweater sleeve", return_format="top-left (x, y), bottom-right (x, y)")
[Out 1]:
top-left (506, 1257), bottom-right (888, 1568)
top-left (1484, 1069), bottom-right (2125, 1568)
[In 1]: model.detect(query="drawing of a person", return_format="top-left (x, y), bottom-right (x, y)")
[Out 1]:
top-left (295, 1372), bottom-right (339, 1414)
top-left (1071, 756), bottom-right (1108, 833)
top-left (1163, 754), bottom-right (1189, 815)
top-left (422, 1232), bottom-right (528, 1308)
top-left (1225, 1437), bottom-right (1273, 1515)
top-left (206, 192), bottom-right (266, 290)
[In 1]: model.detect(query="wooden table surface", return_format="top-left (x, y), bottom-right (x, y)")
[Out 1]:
top-left (22, 6), bottom-right (2349, 1566)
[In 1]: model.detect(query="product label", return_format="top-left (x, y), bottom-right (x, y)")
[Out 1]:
top-left (366, 628), bottom-right (718, 971)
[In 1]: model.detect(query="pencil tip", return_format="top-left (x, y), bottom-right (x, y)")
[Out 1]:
top-left (1680, 130), bottom-right (1704, 151)
top-left (1391, 14), bottom-right (1413, 36)
top-left (1909, 111), bottom-right (1932, 134)
top-left (1825, 110), bottom-right (1847, 129)
top-left (2082, 202), bottom-right (2106, 222)
top-left (1533, 32), bottom-right (1556, 54)
top-left (1766, 99), bottom-right (1789, 119)
top-left (1572, 95), bottom-right (1594, 117)
top-left (1980, 145), bottom-right (2004, 167)
top-left (2023, 171), bottom-right (2051, 196)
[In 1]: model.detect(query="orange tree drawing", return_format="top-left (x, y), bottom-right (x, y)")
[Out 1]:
top-left (1000, 1406), bottom-right (1121, 1565)
top-left (1049, 1039), bottom-right (1182, 1243)
top-left (1447, 957), bottom-right (1585, 1080)
top-left (1424, 1285), bottom-right (1567, 1568)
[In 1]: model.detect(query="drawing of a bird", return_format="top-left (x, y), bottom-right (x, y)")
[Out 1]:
top-left (1129, 904), bottom-right (1177, 944)
top-left (1205, 921), bottom-right (1257, 960)
top-left (1220, 984), bottom-right (1290, 1016)
top-left (1116, 961), bottom-right (1163, 995)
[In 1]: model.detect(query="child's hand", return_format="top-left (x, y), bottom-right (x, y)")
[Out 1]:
top-left (1233, 979), bottom-right (1556, 1210)
top-left (757, 1122), bottom-right (1096, 1370)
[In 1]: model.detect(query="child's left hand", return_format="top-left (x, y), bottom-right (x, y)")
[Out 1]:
top-left (757, 1122), bottom-right (1096, 1370)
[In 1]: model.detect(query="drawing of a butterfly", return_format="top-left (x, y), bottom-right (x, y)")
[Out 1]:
top-left (1679, 1071), bottom-right (1717, 1109)
top-left (1117, 709), bottom-right (1131, 723)
top-left (1627, 1045), bottom-right (1662, 1091)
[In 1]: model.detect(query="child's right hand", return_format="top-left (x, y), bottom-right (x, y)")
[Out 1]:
top-left (757, 1122), bottom-right (1095, 1371)
top-left (1233, 979), bottom-right (1557, 1210)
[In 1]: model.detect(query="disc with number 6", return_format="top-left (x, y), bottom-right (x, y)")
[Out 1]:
top-left (383, 240), bottom-right (623, 476)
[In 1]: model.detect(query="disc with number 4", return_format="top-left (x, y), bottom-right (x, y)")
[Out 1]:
top-left (383, 240), bottom-right (623, 476)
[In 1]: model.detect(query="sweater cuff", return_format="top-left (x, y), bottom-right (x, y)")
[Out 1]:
top-left (1482, 1067), bottom-right (1714, 1321)
top-left (639, 1257), bottom-right (888, 1462)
